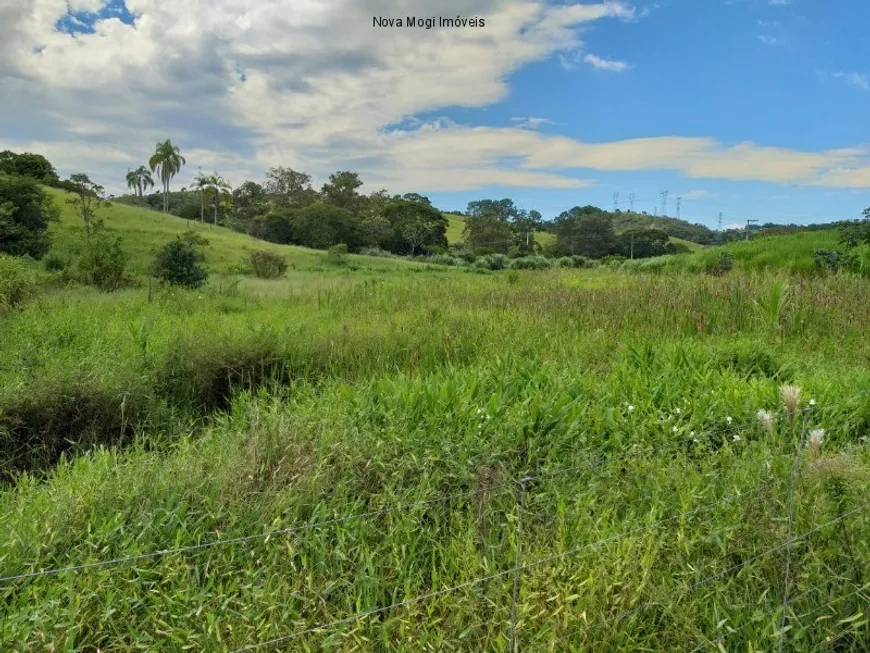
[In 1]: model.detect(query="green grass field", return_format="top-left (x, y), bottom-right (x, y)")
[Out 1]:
top-left (1, 196), bottom-right (869, 651)
top-left (45, 188), bottom-right (421, 275)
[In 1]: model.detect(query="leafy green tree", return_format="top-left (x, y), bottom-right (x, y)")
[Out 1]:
top-left (382, 199), bottom-right (448, 255)
top-left (554, 206), bottom-right (616, 258)
top-left (125, 166), bottom-right (154, 198)
top-left (400, 192), bottom-right (432, 205)
top-left (0, 173), bottom-right (59, 258)
top-left (231, 180), bottom-right (268, 229)
top-left (464, 198), bottom-right (520, 254)
top-left (359, 214), bottom-right (393, 249)
top-left (148, 139), bottom-right (186, 212)
top-left (67, 173), bottom-right (108, 238)
top-left (0, 151), bottom-right (59, 184)
top-left (249, 210), bottom-right (295, 244)
top-left (839, 208), bottom-right (870, 247)
top-left (291, 202), bottom-right (357, 249)
top-left (321, 170), bottom-right (363, 213)
top-left (264, 167), bottom-right (317, 209)
top-left (615, 228), bottom-right (673, 259)
top-left (152, 231), bottom-right (209, 288)
top-left (511, 208), bottom-right (542, 252)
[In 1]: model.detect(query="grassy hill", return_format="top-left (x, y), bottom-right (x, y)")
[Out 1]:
top-left (44, 187), bottom-right (420, 276)
top-left (443, 212), bottom-right (556, 248)
top-left (625, 228), bottom-right (840, 274)
top-left (670, 236), bottom-right (704, 252)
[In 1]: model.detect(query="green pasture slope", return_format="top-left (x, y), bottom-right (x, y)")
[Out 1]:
top-left (43, 187), bottom-right (422, 276)
top-left (1, 198), bottom-right (870, 651)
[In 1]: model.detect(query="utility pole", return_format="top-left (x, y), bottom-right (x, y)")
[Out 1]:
top-left (629, 193), bottom-right (636, 212)
top-left (613, 192), bottom-right (619, 212)
top-left (660, 190), bottom-right (669, 217)
top-left (746, 219), bottom-right (759, 241)
top-left (718, 212), bottom-right (723, 232)
top-left (676, 196), bottom-right (682, 220)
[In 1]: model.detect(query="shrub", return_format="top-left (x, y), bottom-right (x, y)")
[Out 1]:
top-left (557, 256), bottom-right (575, 268)
top-left (359, 247), bottom-right (396, 258)
top-left (474, 253), bottom-right (508, 271)
top-left (42, 252), bottom-right (67, 272)
top-left (248, 250), bottom-right (288, 279)
top-left (427, 254), bottom-right (457, 266)
top-left (327, 243), bottom-right (348, 265)
top-left (571, 255), bottom-right (592, 269)
top-left (0, 254), bottom-right (38, 311)
top-left (705, 251), bottom-right (734, 276)
top-left (78, 229), bottom-right (128, 291)
top-left (600, 254), bottom-right (627, 267)
top-left (152, 231), bottom-right (209, 288)
top-left (452, 248), bottom-right (476, 263)
top-left (508, 256), bottom-right (553, 270)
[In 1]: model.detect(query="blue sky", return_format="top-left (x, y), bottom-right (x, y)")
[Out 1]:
top-left (1, 0), bottom-right (868, 228)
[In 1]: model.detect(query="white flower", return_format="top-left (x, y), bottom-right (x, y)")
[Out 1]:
top-left (809, 399), bottom-right (816, 406)
top-left (690, 431), bottom-right (696, 437)
top-left (693, 438), bottom-right (700, 444)
top-left (627, 405), bottom-right (635, 413)
top-left (675, 408), bottom-right (681, 414)
top-left (732, 434), bottom-right (741, 442)
top-left (726, 416), bottom-right (733, 424)
top-left (672, 426), bottom-right (678, 433)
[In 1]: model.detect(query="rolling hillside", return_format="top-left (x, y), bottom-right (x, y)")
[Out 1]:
top-left (43, 188), bottom-right (421, 275)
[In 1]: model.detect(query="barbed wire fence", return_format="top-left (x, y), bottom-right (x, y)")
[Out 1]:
top-left (1, 413), bottom-right (868, 651)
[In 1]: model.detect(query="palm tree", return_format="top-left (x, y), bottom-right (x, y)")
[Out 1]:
top-left (148, 139), bottom-right (185, 212)
top-left (207, 172), bottom-right (231, 225)
top-left (125, 166), bottom-right (154, 198)
top-left (193, 169), bottom-right (211, 222)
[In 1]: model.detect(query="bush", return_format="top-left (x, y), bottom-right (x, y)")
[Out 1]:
top-left (705, 251), bottom-right (734, 276)
top-left (600, 254), bottom-right (627, 267)
top-left (327, 243), bottom-right (348, 265)
top-left (248, 250), bottom-right (288, 279)
top-left (473, 253), bottom-right (508, 271)
top-left (78, 229), bottom-right (128, 291)
top-left (451, 248), bottom-right (476, 263)
top-left (571, 255), bottom-right (592, 269)
top-left (557, 256), bottom-right (575, 268)
top-left (42, 252), bottom-right (67, 272)
top-left (427, 254), bottom-right (458, 266)
top-left (508, 256), bottom-right (553, 270)
top-left (152, 231), bottom-right (209, 288)
top-left (359, 247), bottom-right (396, 258)
top-left (0, 254), bottom-right (38, 311)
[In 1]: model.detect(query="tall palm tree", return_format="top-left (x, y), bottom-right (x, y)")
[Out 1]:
top-left (148, 140), bottom-right (185, 212)
top-left (193, 168), bottom-right (211, 222)
top-left (207, 172), bottom-right (231, 225)
top-left (125, 165), bottom-right (154, 198)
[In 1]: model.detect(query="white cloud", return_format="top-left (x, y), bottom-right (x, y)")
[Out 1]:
top-left (758, 34), bottom-right (781, 45)
top-left (510, 116), bottom-right (554, 129)
top-left (680, 190), bottom-right (714, 200)
top-left (1, 0), bottom-right (870, 197)
top-left (833, 72), bottom-right (870, 91)
top-left (583, 54), bottom-right (632, 72)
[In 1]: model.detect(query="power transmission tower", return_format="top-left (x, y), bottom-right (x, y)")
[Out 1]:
top-left (613, 192), bottom-right (619, 212)
top-left (746, 219), bottom-right (759, 241)
top-left (676, 196), bottom-right (681, 220)
top-left (660, 190), bottom-right (669, 217)
top-left (718, 212), bottom-right (723, 232)
top-left (629, 193), bottom-right (636, 212)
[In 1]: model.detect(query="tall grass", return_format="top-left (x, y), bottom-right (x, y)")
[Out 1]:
top-left (1, 266), bottom-right (869, 650)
